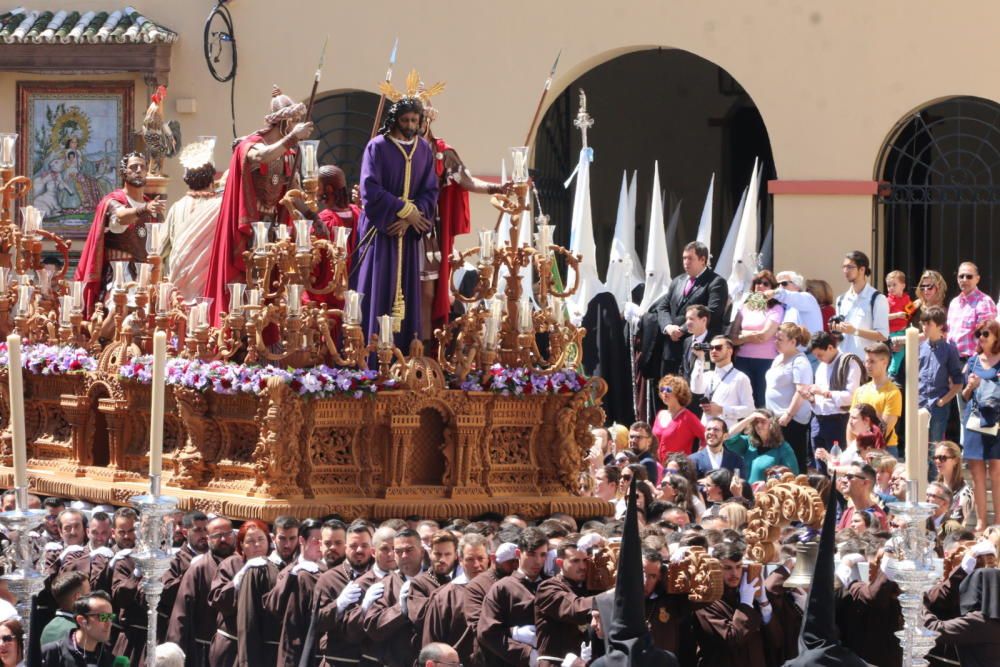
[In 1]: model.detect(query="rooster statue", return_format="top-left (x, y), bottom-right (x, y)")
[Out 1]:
top-left (136, 85), bottom-right (180, 177)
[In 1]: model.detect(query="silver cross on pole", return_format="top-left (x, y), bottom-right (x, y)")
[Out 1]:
top-left (573, 89), bottom-right (594, 148)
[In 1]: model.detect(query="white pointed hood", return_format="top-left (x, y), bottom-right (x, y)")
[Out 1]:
top-left (566, 147), bottom-right (608, 324)
top-left (637, 162), bottom-right (671, 314)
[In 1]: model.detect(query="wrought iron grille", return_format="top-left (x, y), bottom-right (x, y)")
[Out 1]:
top-left (878, 96), bottom-right (1000, 297)
top-left (310, 90), bottom-right (380, 188)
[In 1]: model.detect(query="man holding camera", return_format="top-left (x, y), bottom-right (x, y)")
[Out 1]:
top-left (690, 336), bottom-right (754, 429)
top-left (830, 250), bottom-right (889, 357)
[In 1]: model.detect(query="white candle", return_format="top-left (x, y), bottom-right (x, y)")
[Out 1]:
top-left (489, 299), bottom-right (504, 322)
top-left (157, 282), bottom-right (173, 314)
top-left (247, 288), bottom-right (262, 307)
top-left (187, 303), bottom-right (204, 331)
top-left (511, 146), bottom-right (529, 183)
top-left (301, 141), bottom-right (318, 179)
top-left (551, 297), bottom-right (565, 325)
top-left (112, 261), bottom-right (128, 291)
top-left (20, 206), bottom-right (41, 237)
top-left (0, 134), bottom-right (16, 168)
top-left (276, 225), bottom-right (290, 242)
top-left (70, 281), bottom-right (84, 312)
top-left (197, 302), bottom-right (210, 329)
top-left (286, 284), bottom-right (303, 316)
top-left (252, 222), bottom-right (270, 254)
top-left (536, 224), bottom-right (553, 256)
top-left (228, 283), bottom-right (246, 315)
top-left (7, 334), bottom-right (27, 489)
top-left (518, 298), bottom-right (533, 333)
top-left (479, 230), bottom-right (495, 264)
top-left (345, 290), bottom-right (361, 324)
top-left (146, 222), bottom-right (166, 255)
top-left (148, 330), bottom-right (166, 477)
top-left (294, 219), bottom-right (313, 251)
top-left (0, 268), bottom-right (9, 294)
top-left (484, 315), bottom-right (499, 349)
top-left (59, 295), bottom-right (72, 326)
top-left (15, 285), bottom-right (31, 316)
top-left (35, 268), bottom-right (50, 295)
top-left (334, 226), bottom-right (350, 252)
top-left (136, 263), bottom-right (152, 288)
top-left (904, 326), bottom-right (921, 492)
top-left (379, 315), bottom-right (393, 346)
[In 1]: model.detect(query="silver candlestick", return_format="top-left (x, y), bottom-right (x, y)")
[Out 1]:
top-left (0, 487), bottom-right (46, 652)
top-left (130, 474), bottom-right (178, 667)
top-left (885, 480), bottom-right (939, 667)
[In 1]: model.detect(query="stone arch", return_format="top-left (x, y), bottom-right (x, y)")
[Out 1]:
top-left (874, 95), bottom-right (1000, 294)
top-left (309, 88), bottom-right (380, 187)
top-left (533, 46), bottom-right (775, 275)
top-left (85, 381), bottom-right (112, 468)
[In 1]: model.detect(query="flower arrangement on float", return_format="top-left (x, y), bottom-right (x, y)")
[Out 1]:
top-left (457, 364), bottom-right (585, 395)
top-left (119, 357), bottom-right (397, 399)
top-left (0, 342), bottom-right (96, 375)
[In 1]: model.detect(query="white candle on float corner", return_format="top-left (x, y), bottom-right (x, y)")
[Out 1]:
top-left (379, 315), bottom-right (393, 347)
top-left (904, 326), bottom-right (921, 489)
top-left (294, 219), bottom-right (313, 252)
top-left (148, 330), bottom-right (166, 477)
top-left (484, 315), bottom-right (499, 350)
top-left (7, 334), bottom-right (27, 490)
top-left (0, 134), bottom-right (16, 168)
top-left (59, 295), bottom-right (72, 327)
top-left (252, 222), bottom-right (270, 254)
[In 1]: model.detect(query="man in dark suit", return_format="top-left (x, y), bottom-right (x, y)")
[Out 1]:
top-left (689, 417), bottom-right (745, 478)
top-left (638, 240), bottom-right (728, 381)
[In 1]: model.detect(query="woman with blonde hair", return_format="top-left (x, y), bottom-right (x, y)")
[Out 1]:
top-left (914, 269), bottom-right (948, 315)
top-left (933, 440), bottom-right (974, 526)
top-left (718, 501), bottom-right (748, 530)
top-left (765, 322), bottom-right (814, 471)
top-left (652, 375), bottom-right (705, 462)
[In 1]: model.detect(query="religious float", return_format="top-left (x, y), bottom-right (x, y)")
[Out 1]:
top-left (0, 134), bottom-right (609, 522)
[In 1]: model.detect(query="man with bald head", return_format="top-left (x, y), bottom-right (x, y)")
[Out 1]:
top-left (418, 642), bottom-right (461, 667)
top-left (166, 516), bottom-right (236, 667)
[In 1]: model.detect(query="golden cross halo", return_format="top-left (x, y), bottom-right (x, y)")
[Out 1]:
top-left (379, 69), bottom-right (445, 105)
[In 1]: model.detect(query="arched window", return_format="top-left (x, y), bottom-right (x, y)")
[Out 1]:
top-left (877, 96), bottom-right (1000, 295)
top-left (309, 90), bottom-right (380, 188)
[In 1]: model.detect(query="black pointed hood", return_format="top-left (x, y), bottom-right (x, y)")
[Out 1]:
top-left (591, 478), bottom-right (679, 667)
top-left (782, 475), bottom-right (872, 667)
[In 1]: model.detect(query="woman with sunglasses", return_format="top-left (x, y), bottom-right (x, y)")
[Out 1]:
top-left (933, 440), bottom-right (974, 528)
top-left (652, 375), bottom-right (705, 463)
top-left (913, 270), bottom-right (948, 320)
top-left (961, 320), bottom-right (1000, 531)
top-left (0, 619), bottom-right (22, 667)
top-left (765, 322), bottom-right (814, 472)
top-left (658, 473), bottom-right (705, 521)
top-left (732, 270), bottom-right (784, 407)
top-left (723, 410), bottom-right (799, 483)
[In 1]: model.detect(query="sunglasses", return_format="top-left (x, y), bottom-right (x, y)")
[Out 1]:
top-left (86, 612), bottom-right (116, 622)
top-left (932, 455), bottom-right (955, 462)
top-left (659, 386), bottom-right (673, 394)
top-left (621, 475), bottom-right (633, 482)
top-left (0, 636), bottom-right (14, 644)
top-left (926, 493), bottom-right (948, 503)
top-left (919, 284), bottom-right (936, 290)
top-left (777, 281), bottom-right (791, 287)
top-left (844, 473), bottom-right (867, 481)
top-left (958, 273), bottom-right (976, 280)
top-left (753, 281), bottom-right (773, 288)
top-left (709, 344), bottom-right (726, 352)
top-left (976, 330), bottom-right (992, 338)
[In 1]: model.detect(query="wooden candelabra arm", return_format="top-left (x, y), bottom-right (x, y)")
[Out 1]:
top-left (451, 248), bottom-right (498, 304)
top-left (0, 175), bottom-right (31, 206)
top-left (34, 229), bottom-right (71, 281)
top-left (317, 311), bottom-right (361, 368)
top-left (215, 315), bottom-right (244, 361)
top-left (302, 240), bottom-right (347, 296)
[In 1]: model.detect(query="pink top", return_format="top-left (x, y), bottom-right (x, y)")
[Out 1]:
top-left (653, 408), bottom-right (706, 461)
top-left (736, 304), bottom-right (783, 359)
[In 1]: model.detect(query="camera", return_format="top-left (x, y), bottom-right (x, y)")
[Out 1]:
top-left (692, 341), bottom-right (712, 353)
top-left (828, 314), bottom-right (846, 326)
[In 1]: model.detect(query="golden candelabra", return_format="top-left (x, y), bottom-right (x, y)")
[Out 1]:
top-left (435, 158), bottom-right (585, 379)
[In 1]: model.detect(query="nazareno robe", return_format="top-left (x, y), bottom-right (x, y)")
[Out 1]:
top-left (166, 551), bottom-right (222, 667)
top-left (422, 577), bottom-right (476, 664)
top-left (305, 558), bottom-right (371, 667)
top-left (534, 573), bottom-right (596, 666)
top-left (477, 570), bottom-right (541, 667)
top-left (111, 553), bottom-right (149, 665)
top-left (340, 566), bottom-right (391, 667)
top-left (207, 554), bottom-right (244, 667)
top-left (362, 570), bottom-right (424, 667)
top-left (159, 544), bottom-right (199, 643)
top-left (236, 558), bottom-right (281, 667)
top-left (355, 134), bottom-right (439, 348)
top-left (264, 559), bottom-right (325, 667)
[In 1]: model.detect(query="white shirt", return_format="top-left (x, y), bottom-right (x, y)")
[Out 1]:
top-left (812, 351), bottom-right (863, 416)
top-left (835, 283), bottom-right (890, 357)
top-left (706, 447), bottom-right (723, 470)
top-left (773, 288), bottom-right (824, 335)
top-left (690, 361), bottom-right (754, 429)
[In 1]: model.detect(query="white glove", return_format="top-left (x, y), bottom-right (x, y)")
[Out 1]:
top-left (399, 579), bottom-right (412, 617)
top-left (835, 553), bottom-right (866, 586)
top-left (580, 641), bottom-right (592, 663)
top-left (361, 582), bottom-right (384, 612)
top-left (336, 581), bottom-right (363, 613)
top-left (510, 624), bottom-right (537, 647)
top-left (623, 302), bottom-right (642, 325)
top-left (576, 532), bottom-right (603, 552)
top-left (529, 649), bottom-right (538, 667)
top-left (738, 573), bottom-right (757, 607)
top-left (232, 557), bottom-right (265, 593)
top-left (561, 654), bottom-right (580, 667)
top-left (669, 546), bottom-right (690, 564)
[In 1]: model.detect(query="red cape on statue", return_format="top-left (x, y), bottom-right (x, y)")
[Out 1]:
top-left (433, 138), bottom-right (471, 328)
top-left (74, 188), bottom-right (136, 317)
top-left (203, 132), bottom-right (293, 326)
top-left (308, 205), bottom-right (360, 309)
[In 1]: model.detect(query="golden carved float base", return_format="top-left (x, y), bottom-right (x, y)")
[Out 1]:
top-left (0, 371), bottom-right (609, 522)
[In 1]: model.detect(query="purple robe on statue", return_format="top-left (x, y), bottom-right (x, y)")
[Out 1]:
top-left (356, 134), bottom-right (439, 347)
